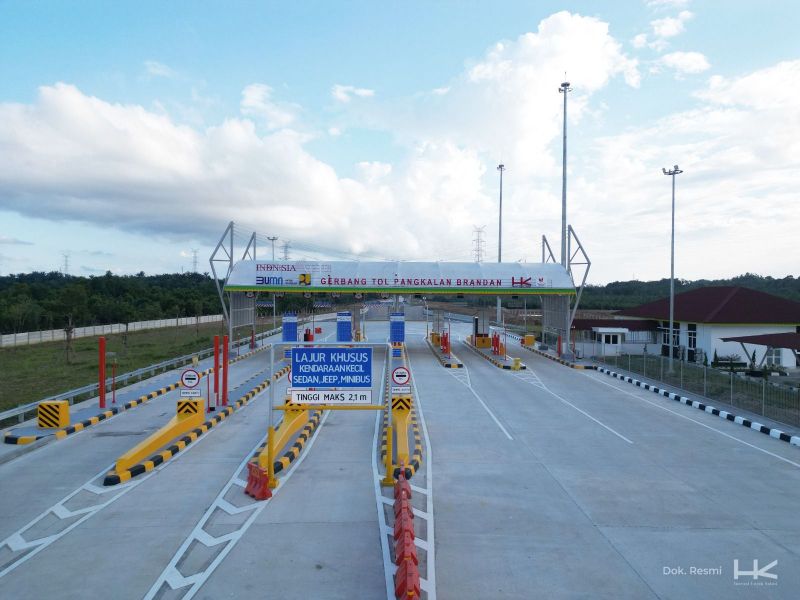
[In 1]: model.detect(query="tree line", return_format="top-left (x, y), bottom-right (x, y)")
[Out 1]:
top-left (1, 270), bottom-right (797, 334)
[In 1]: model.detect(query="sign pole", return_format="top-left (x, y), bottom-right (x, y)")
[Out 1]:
top-left (267, 343), bottom-right (278, 488)
top-left (213, 335), bottom-right (220, 406)
top-left (98, 336), bottom-right (106, 409)
top-left (222, 335), bottom-right (229, 406)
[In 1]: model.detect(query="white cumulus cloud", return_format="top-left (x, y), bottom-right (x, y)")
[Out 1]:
top-left (659, 51), bottom-right (710, 75)
top-left (240, 83), bottom-right (299, 130)
top-left (144, 60), bottom-right (176, 78)
top-left (652, 10), bottom-right (693, 38)
top-left (331, 84), bottom-right (375, 103)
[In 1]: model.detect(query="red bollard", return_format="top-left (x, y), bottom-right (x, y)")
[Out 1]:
top-left (213, 335), bottom-right (220, 406)
top-left (251, 330), bottom-right (255, 350)
top-left (98, 336), bottom-right (106, 409)
top-left (557, 335), bottom-right (562, 356)
top-left (222, 335), bottom-right (229, 406)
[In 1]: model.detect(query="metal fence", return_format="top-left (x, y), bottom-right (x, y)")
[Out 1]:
top-left (596, 352), bottom-right (800, 428)
top-left (0, 324), bottom-right (282, 429)
top-left (0, 315), bottom-right (224, 347)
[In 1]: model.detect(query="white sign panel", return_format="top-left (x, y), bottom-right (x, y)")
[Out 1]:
top-left (391, 386), bottom-right (411, 394)
top-left (224, 260), bottom-right (575, 296)
top-left (290, 389), bottom-right (372, 405)
top-left (181, 369), bottom-right (200, 388)
top-left (392, 367), bottom-right (411, 385)
top-left (180, 389), bottom-right (202, 398)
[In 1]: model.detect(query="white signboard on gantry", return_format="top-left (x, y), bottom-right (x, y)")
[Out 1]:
top-left (224, 260), bottom-right (576, 296)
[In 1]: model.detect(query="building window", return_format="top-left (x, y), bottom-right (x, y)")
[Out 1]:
top-left (687, 324), bottom-right (696, 350)
top-left (765, 348), bottom-right (782, 366)
top-left (604, 334), bottom-right (619, 345)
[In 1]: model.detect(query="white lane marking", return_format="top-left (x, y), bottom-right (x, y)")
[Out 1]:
top-left (407, 348), bottom-right (437, 599)
top-left (587, 372), bottom-right (800, 469)
top-left (0, 368), bottom-right (281, 580)
top-left (372, 367), bottom-right (396, 600)
top-left (511, 373), bottom-right (634, 445)
top-left (446, 339), bottom-right (513, 441)
top-left (145, 410), bottom-right (330, 600)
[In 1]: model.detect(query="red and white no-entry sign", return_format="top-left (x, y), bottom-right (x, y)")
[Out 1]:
top-left (392, 367), bottom-right (410, 386)
top-left (181, 369), bottom-right (200, 388)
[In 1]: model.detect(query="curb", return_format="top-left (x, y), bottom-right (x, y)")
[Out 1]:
top-left (249, 409), bottom-right (322, 475)
top-left (3, 344), bottom-right (270, 446)
top-left (520, 343), bottom-right (596, 370)
top-left (103, 364), bottom-right (291, 485)
top-left (596, 366), bottom-right (800, 448)
top-left (381, 346), bottom-right (423, 480)
top-left (463, 340), bottom-right (526, 370)
top-left (425, 338), bottom-right (463, 368)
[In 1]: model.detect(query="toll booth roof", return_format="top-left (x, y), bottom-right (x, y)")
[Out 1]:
top-left (224, 260), bottom-right (576, 296)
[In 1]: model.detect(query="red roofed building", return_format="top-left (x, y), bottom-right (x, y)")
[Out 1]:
top-left (619, 286), bottom-right (800, 366)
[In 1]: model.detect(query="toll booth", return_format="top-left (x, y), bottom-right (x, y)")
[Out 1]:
top-left (282, 312), bottom-right (298, 342)
top-left (390, 312), bottom-right (405, 344)
top-left (337, 311), bottom-right (353, 342)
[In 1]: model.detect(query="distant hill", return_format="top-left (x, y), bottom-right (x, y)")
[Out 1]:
top-left (1, 270), bottom-right (797, 333)
top-left (578, 274), bottom-right (800, 310)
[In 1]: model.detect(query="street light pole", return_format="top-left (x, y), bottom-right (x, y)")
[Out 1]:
top-left (662, 165), bottom-right (683, 372)
top-left (496, 163), bottom-right (505, 324)
top-left (559, 81), bottom-right (572, 268)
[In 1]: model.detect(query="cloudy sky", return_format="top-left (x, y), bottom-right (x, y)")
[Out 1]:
top-left (0, 0), bottom-right (797, 283)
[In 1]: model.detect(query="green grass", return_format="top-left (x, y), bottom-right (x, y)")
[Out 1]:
top-left (598, 354), bottom-right (800, 428)
top-left (0, 318), bottom-right (279, 413)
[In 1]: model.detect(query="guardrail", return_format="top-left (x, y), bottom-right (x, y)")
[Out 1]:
top-left (0, 326), bottom-right (281, 428)
top-left (0, 313), bottom-right (340, 428)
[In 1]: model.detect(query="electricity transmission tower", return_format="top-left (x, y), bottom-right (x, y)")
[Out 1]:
top-left (191, 249), bottom-right (198, 273)
top-left (472, 226), bottom-right (486, 262)
top-left (281, 241), bottom-right (291, 261)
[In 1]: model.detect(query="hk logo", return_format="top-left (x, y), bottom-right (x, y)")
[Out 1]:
top-left (511, 277), bottom-right (531, 288)
top-left (734, 559), bottom-right (777, 581)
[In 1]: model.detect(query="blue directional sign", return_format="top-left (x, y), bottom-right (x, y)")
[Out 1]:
top-left (291, 347), bottom-right (372, 388)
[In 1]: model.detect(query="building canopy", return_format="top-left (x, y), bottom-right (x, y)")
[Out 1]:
top-left (720, 333), bottom-right (800, 353)
top-left (223, 260), bottom-right (575, 296)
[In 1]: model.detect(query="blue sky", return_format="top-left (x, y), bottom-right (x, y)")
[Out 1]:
top-left (1, 1), bottom-right (798, 282)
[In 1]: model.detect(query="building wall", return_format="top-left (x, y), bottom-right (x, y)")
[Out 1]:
top-left (698, 324), bottom-right (795, 367)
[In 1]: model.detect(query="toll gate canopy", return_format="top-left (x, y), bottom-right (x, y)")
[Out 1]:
top-left (223, 260), bottom-right (576, 296)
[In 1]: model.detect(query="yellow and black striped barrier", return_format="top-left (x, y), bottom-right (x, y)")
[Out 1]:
top-left (103, 364), bottom-right (291, 486)
top-left (37, 401), bottom-right (69, 428)
top-left (425, 337), bottom-right (464, 368)
top-left (3, 343), bottom-right (271, 446)
top-left (520, 343), bottom-right (597, 370)
top-left (464, 338), bottom-right (527, 370)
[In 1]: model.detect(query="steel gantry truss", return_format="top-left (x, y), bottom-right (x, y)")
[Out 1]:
top-left (210, 222), bottom-right (258, 347)
top-left (540, 227), bottom-right (591, 357)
